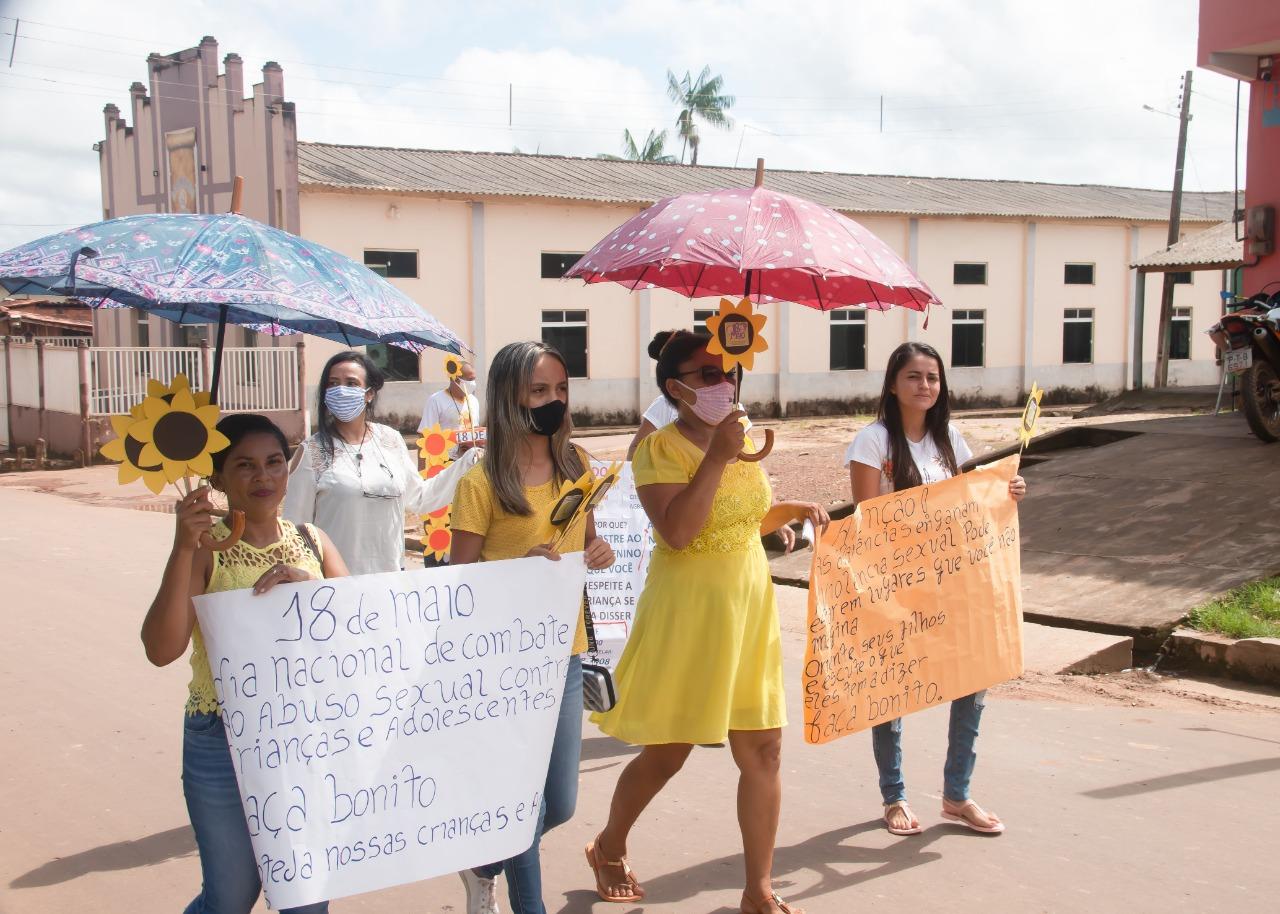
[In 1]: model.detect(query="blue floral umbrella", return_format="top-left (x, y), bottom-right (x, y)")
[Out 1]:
top-left (0, 213), bottom-right (465, 400)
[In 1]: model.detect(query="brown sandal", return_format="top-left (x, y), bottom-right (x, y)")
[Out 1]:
top-left (741, 891), bottom-right (805, 914)
top-left (585, 834), bottom-right (644, 903)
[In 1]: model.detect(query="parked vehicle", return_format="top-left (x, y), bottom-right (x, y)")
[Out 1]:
top-left (1211, 292), bottom-right (1280, 442)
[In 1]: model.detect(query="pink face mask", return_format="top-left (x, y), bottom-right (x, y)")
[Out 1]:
top-left (676, 379), bottom-right (737, 425)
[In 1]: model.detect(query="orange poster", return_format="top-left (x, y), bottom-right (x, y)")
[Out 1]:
top-left (804, 455), bottom-right (1023, 745)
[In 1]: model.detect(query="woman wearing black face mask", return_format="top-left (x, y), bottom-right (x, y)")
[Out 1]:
top-left (448, 340), bottom-right (615, 914)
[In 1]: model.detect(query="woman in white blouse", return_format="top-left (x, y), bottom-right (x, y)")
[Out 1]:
top-left (284, 351), bottom-right (479, 576)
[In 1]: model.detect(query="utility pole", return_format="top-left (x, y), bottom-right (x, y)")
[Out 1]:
top-left (1153, 69), bottom-right (1192, 388)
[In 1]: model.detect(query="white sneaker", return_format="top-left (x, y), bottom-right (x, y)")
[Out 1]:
top-left (459, 869), bottom-right (501, 914)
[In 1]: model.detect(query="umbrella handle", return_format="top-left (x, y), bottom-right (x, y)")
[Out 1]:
top-left (737, 428), bottom-right (774, 463)
top-left (200, 509), bottom-right (245, 552)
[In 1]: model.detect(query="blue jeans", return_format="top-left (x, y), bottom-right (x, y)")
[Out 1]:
top-left (871, 690), bottom-right (986, 805)
top-left (475, 655), bottom-right (583, 914)
top-left (182, 712), bottom-right (328, 914)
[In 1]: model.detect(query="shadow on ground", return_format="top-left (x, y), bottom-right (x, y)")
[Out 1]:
top-left (10, 825), bottom-right (195, 889)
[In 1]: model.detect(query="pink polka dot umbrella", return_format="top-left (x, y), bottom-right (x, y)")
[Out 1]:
top-left (565, 174), bottom-right (940, 312)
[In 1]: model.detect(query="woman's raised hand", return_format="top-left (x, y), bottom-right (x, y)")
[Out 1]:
top-left (584, 536), bottom-right (616, 571)
top-left (1009, 475), bottom-right (1027, 503)
top-left (707, 409), bottom-right (748, 464)
top-left (174, 485), bottom-right (216, 552)
top-left (252, 563), bottom-right (316, 595)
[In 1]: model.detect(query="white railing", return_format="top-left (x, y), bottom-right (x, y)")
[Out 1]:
top-left (17, 335), bottom-right (92, 348)
top-left (88, 346), bottom-right (299, 416)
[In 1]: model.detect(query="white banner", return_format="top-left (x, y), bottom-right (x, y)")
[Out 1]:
top-left (194, 555), bottom-right (587, 909)
top-left (584, 462), bottom-right (655, 669)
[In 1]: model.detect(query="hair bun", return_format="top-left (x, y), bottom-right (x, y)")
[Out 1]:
top-left (648, 330), bottom-right (675, 361)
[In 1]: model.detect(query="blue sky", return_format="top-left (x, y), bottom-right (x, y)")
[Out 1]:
top-left (0, 0), bottom-right (1248, 252)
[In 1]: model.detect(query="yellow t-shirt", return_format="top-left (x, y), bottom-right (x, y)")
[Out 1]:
top-left (451, 459), bottom-right (589, 654)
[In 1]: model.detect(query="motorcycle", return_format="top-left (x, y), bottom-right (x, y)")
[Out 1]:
top-left (1210, 292), bottom-right (1280, 442)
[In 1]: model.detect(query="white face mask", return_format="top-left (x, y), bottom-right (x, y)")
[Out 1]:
top-left (461, 378), bottom-right (477, 396)
top-left (325, 385), bottom-right (368, 422)
top-left (675, 379), bottom-right (737, 425)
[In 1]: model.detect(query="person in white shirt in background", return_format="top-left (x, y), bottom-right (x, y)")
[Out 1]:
top-left (420, 357), bottom-right (482, 451)
top-left (284, 351), bottom-right (479, 576)
top-left (417, 357), bottom-right (483, 567)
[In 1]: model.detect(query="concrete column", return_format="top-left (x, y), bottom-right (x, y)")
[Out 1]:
top-left (777, 301), bottom-right (791, 416)
top-left (1126, 227), bottom-right (1141, 390)
top-left (636, 287), bottom-right (651, 416)
top-left (1022, 222), bottom-right (1037, 393)
top-left (906, 218), bottom-right (920, 341)
top-left (469, 202), bottom-right (487, 371)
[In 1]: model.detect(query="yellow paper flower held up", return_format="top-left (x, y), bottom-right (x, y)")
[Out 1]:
top-left (704, 297), bottom-right (768, 373)
top-left (129, 387), bottom-right (229, 484)
top-left (99, 375), bottom-right (217, 494)
top-left (443, 355), bottom-right (464, 381)
top-left (417, 423), bottom-right (457, 471)
top-left (1019, 382), bottom-right (1044, 448)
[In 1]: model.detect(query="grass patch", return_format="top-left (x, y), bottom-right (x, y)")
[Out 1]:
top-left (1187, 576), bottom-right (1280, 639)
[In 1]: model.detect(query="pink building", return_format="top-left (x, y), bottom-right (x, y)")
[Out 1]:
top-left (1199, 0), bottom-right (1280, 293)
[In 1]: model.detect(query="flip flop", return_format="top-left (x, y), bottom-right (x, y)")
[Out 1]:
top-left (741, 891), bottom-right (806, 914)
top-left (941, 800), bottom-right (1005, 834)
top-left (883, 800), bottom-right (923, 836)
top-left (585, 834), bottom-right (644, 903)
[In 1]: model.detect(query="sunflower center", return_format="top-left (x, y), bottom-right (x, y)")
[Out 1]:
top-left (123, 434), bottom-right (163, 471)
top-left (153, 412), bottom-right (209, 461)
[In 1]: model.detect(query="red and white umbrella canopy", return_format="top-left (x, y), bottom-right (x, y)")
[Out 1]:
top-left (566, 186), bottom-right (939, 312)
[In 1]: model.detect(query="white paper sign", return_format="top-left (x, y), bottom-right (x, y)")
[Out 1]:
top-left (194, 555), bottom-right (587, 909)
top-left (584, 462), bottom-right (655, 669)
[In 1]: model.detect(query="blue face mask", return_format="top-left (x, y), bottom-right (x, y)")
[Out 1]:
top-left (325, 385), bottom-right (368, 422)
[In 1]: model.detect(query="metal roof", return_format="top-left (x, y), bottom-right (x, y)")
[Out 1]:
top-left (297, 142), bottom-right (1234, 224)
top-left (1131, 220), bottom-right (1245, 271)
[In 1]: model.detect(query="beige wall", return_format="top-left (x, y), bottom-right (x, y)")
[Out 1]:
top-left (294, 186), bottom-right (1228, 424)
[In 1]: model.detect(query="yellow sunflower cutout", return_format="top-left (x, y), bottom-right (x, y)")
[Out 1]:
top-left (705, 297), bottom-right (768, 373)
top-left (443, 355), bottom-right (464, 382)
top-left (421, 505), bottom-right (453, 560)
top-left (99, 374), bottom-right (219, 493)
top-left (129, 387), bottom-right (229, 484)
top-left (1019, 382), bottom-right (1044, 450)
top-left (586, 462), bottom-right (623, 512)
top-left (417, 423), bottom-right (457, 472)
top-left (547, 467), bottom-right (595, 547)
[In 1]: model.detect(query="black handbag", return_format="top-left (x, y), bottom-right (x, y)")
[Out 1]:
top-left (580, 587), bottom-right (617, 713)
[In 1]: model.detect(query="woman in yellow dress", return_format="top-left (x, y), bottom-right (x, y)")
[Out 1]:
top-left (586, 331), bottom-right (828, 914)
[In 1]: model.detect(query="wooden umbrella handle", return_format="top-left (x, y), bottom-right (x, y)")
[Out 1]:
top-left (737, 428), bottom-right (774, 463)
top-left (200, 509), bottom-right (245, 552)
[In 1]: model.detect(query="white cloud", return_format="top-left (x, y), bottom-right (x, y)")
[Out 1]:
top-left (0, 0), bottom-right (1250, 256)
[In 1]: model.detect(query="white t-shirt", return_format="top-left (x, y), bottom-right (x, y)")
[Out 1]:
top-left (419, 387), bottom-right (480, 435)
top-left (845, 420), bottom-right (974, 496)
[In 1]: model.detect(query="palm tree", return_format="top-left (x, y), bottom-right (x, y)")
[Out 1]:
top-left (666, 67), bottom-right (735, 165)
top-left (597, 128), bottom-right (676, 163)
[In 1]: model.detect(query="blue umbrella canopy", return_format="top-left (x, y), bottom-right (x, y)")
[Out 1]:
top-left (0, 213), bottom-right (465, 355)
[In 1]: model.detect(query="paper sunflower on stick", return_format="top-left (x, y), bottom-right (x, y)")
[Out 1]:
top-left (98, 374), bottom-right (243, 549)
top-left (1018, 382), bottom-right (1044, 452)
top-left (701, 298), bottom-right (774, 461)
top-left (417, 423), bottom-right (458, 557)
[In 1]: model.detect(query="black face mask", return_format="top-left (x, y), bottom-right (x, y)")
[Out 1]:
top-left (528, 399), bottom-right (567, 436)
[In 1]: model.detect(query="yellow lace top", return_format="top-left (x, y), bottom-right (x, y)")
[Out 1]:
top-left (186, 520), bottom-right (324, 715)
top-left (633, 424), bottom-right (771, 555)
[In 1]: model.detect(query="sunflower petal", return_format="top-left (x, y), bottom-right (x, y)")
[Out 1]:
top-left (189, 452), bottom-right (214, 477)
top-left (205, 429), bottom-right (231, 453)
top-left (100, 437), bottom-right (127, 462)
top-left (138, 442), bottom-right (162, 466)
top-left (194, 404), bottom-right (221, 428)
top-left (147, 378), bottom-right (168, 398)
top-left (142, 395), bottom-right (169, 421)
top-left (171, 389), bottom-right (196, 412)
top-left (131, 417), bottom-right (159, 443)
top-left (142, 470), bottom-right (169, 494)
top-left (171, 373), bottom-right (190, 392)
top-left (109, 414), bottom-right (136, 438)
top-left (193, 391), bottom-right (212, 408)
top-left (162, 459), bottom-right (188, 484)
top-left (119, 461), bottom-right (142, 484)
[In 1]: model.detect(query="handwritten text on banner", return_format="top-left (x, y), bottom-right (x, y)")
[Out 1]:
top-left (804, 456), bottom-right (1024, 744)
top-left (194, 555), bottom-right (587, 909)
top-left (584, 462), bottom-right (655, 670)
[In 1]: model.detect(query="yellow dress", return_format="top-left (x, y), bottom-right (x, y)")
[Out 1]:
top-left (592, 424), bottom-right (785, 745)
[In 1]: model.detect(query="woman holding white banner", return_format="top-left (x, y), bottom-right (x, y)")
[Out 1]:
top-left (284, 350), bottom-right (479, 576)
top-left (141, 414), bottom-right (350, 914)
top-left (846, 341), bottom-right (1026, 837)
top-left (448, 340), bottom-right (616, 914)
top-left (586, 330), bottom-right (828, 914)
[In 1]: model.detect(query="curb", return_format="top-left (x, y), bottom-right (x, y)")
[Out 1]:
top-left (1163, 628), bottom-right (1280, 688)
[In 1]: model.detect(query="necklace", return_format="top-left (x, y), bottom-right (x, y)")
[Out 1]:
top-left (337, 427), bottom-right (369, 476)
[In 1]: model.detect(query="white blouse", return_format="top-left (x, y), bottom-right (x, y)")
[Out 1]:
top-left (283, 422), bottom-right (480, 576)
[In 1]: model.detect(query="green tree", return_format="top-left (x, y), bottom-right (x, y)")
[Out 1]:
top-left (597, 128), bottom-right (676, 163)
top-left (666, 66), bottom-right (735, 165)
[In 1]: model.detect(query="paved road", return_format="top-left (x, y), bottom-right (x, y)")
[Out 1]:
top-left (2, 486), bottom-right (1278, 913)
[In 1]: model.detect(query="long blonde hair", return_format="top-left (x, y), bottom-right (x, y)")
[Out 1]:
top-left (483, 341), bottom-right (585, 515)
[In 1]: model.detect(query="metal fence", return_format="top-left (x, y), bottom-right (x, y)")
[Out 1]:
top-left (88, 346), bottom-right (299, 415)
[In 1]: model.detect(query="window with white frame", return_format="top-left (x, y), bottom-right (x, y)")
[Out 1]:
top-left (830, 309), bottom-right (867, 370)
top-left (541, 310), bottom-right (589, 378)
top-left (1170, 307), bottom-right (1192, 360)
top-left (364, 249), bottom-right (418, 278)
top-left (693, 309), bottom-right (715, 338)
top-left (366, 343), bottom-right (420, 382)
top-left (1062, 308), bottom-right (1094, 364)
top-left (951, 309), bottom-right (985, 367)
